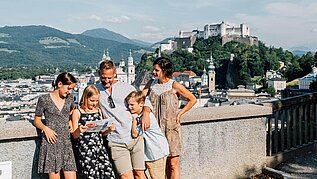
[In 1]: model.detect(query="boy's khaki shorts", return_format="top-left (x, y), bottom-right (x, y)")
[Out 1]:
top-left (145, 156), bottom-right (167, 179)
top-left (108, 136), bottom-right (145, 175)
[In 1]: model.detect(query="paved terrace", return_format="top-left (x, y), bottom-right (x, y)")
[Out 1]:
top-left (1, 92), bottom-right (317, 179)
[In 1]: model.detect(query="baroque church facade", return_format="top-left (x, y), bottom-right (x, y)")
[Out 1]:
top-left (101, 49), bottom-right (136, 84)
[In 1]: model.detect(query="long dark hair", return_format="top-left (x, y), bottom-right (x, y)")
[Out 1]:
top-left (52, 72), bottom-right (77, 89)
top-left (153, 57), bottom-right (174, 78)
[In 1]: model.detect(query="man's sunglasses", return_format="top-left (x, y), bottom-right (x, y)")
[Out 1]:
top-left (108, 95), bottom-right (115, 108)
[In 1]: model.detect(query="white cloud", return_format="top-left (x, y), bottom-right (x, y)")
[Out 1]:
top-left (106, 15), bottom-right (131, 23)
top-left (166, 0), bottom-right (216, 9)
top-left (87, 15), bottom-right (103, 22)
top-left (135, 32), bottom-right (165, 42)
top-left (76, 14), bottom-right (131, 24)
top-left (264, 2), bottom-right (317, 18)
top-left (265, 3), bottom-right (303, 17)
top-left (143, 26), bottom-right (161, 32)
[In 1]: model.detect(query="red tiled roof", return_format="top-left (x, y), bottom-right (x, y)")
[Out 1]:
top-left (173, 70), bottom-right (197, 77)
top-left (173, 72), bottom-right (182, 77)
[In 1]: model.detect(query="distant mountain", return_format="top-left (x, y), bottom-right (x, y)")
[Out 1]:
top-left (290, 46), bottom-right (311, 56)
top-left (82, 28), bottom-right (151, 48)
top-left (0, 26), bottom-right (150, 67)
top-left (131, 39), bottom-right (152, 47)
top-left (292, 50), bottom-right (309, 56)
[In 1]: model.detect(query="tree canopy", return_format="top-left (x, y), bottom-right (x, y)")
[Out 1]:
top-left (137, 36), bottom-right (317, 89)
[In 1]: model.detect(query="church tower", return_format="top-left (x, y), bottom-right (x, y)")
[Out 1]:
top-left (102, 49), bottom-right (111, 61)
top-left (201, 67), bottom-right (208, 87)
top-left (119, 55), bottom-right (125, 68)
top-left (127, 49), bottom-right (135, 84)
top-left (207, 52), bottom-right (216, 93)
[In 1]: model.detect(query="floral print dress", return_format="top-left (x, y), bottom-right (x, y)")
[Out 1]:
top-left (76, 110), bottom-right (115, 179)
top-left (35, 94), bottom-right (77, 173)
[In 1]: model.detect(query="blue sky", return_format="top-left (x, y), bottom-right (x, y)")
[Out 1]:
top-left (1, 0), bottom-right (317, 51)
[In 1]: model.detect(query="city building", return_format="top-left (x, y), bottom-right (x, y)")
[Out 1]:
top-left (133, 71), bottom-right (152, 90)
top-left (266, 70), bottom-right (282, 80)
top-left (101, 49), bottom-right (136, 84)
top-left (173, 70), bottom-right (197, 88)
top-left (160, 40), bottom-right (177, 52)
top-left (265, 70), bottom-right (286, 92)
top-left (227, 85), bottom-right (256, 102)
top-left (267, 78), bottom-right (287, 92)
top-left (299, 66), bottom-right (317, 89)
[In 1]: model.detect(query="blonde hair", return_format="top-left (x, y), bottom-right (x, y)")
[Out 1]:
top-left (79, 85), bottom-right (100, 110)
top-left (126, 90), bottom-right (145, 104)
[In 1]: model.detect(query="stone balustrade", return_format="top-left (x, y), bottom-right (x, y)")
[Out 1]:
top-left (1, 104), bottom-right (273, 179)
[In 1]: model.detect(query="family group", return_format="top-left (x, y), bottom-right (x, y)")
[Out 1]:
top-left (34, 57), bottom-right (197, 179)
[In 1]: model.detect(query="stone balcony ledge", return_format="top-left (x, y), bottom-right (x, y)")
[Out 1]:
top-left (0, 104), bottom-right (273, 178)
top-left (0, 104), bottom-right (272, 141)
top-left (182, 104), bottom-right (272, 124)
top-left (0, 120), bottom-right (38, 141)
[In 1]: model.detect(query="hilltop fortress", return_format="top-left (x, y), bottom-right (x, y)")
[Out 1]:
top-left (160, 21), bottom-right (258, 53)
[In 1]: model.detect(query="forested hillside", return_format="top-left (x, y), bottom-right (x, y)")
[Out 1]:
top-left (0, 25), bottom-right (152, 79)
top-left (137, 37), bottom-right (317, 89)
top-left (1, 26), bottom-right (149, 64)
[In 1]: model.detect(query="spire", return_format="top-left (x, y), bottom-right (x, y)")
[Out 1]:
top-left (201, 67), bottom-right (208, 87)
top-left (102, 49), bottom-right (111, 61)
top-left (207, 52), bottom-right (215, 73)
top-left (127, 49), bottom-right (134, 65)
top-left (119, 54), bottom-right (125, 67)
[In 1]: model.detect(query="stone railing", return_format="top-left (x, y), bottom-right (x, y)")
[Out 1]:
top-left (0, 120), bottom-right (41, 179)
top-left (1, 104), bottom-right (273, 179)
top-left (265, 92), bottom-right (317, 167)
top-left (181, 104), bottom-right (271, 178)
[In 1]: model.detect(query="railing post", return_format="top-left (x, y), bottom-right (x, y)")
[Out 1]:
top-left (299, 105), bottom-right (303, 145)
top-left (267, 116), bottom-right (272, 156)
top-left (286, 108), bottom-right (291, 149)
top-left (310, 103), bottom-right (314, 142)
top-left (315, 103), bottom-right (317, 140)
top-left (281, 110), bottom-right (285, 151)
top-left (293, 106), bottom-right (298, 147)
top-left (304, 104), bottom-right (309, 144)
top-left (274, 113), bottom-right (279, 154)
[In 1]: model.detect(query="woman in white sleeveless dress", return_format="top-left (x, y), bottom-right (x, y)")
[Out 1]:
top-left (143, 57), bottom-right (197, 179)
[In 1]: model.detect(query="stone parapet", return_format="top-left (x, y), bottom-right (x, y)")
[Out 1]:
top-left (181, 104), bottom-right (272, 178)
top-left (0, 104), bottom-right (272, 179)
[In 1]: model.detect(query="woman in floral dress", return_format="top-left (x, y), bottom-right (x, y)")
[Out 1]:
top-left (34, 72), bottom-right (77, 179)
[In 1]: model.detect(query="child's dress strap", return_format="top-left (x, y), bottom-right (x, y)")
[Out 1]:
top-left (78, 108), bottom-right (83, 115)
top-left (98, 108), bottom-right (103, 119)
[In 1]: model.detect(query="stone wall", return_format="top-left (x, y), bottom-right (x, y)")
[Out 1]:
top-left (0, 104), bottom-right (272, 179)
top-left (181, 104), bottom-right (270, 178)
top-left (0, 120), bottom-right (42, 179)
